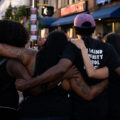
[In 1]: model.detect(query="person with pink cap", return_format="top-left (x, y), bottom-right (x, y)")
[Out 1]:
top-left (70, 13), bottom-right (120, 120)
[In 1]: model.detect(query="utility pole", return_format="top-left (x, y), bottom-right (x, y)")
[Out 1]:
top-left (30, 0), bottom-right (53, 49)
top-left (30, 0), bottom-right (38, 49)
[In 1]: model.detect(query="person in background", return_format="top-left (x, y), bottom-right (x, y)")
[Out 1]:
top-left (37, 34), bottom-right (47, 50)
top-left (37, 35), bottom-right (42, 50)
top-left (42, 33), bottom-right (48, 44)
top-left (103, 32), bottom-right (120, 120)
top-left (96, 32), bottom-right (102, 41)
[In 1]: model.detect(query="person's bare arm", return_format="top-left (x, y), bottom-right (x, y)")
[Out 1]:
top-left (81, 47), bottom-right (109, 79)
top-left (14, 58), bottom-right (72, 91)
top-left (0, 42), bottom-right (75, 83)
top-left (72, 39), bottom-right (109, 79)
top-left (70, 73), bottom-right (109, 101)
top-left (0, 44), bottom-right (37, 66)
top-left (7, 59), bottom-right (63, 95)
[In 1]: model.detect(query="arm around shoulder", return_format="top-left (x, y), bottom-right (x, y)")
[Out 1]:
top-left (0, 43), bottom-right (37, 66)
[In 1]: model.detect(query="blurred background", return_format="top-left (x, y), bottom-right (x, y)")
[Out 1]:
top-left (0, 0), bottom-right (120, 48)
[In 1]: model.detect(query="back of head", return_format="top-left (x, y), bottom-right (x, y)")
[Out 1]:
top-left (0, 20), bottom-right (29, 47)
top-left (74, 13), bottom-right (95, 36)
top-left (104, 32), bottom-right (120, 56)
top-left (35, 31), bottom-right (68, 75)
top-left (43, 31), bottom-right (68, 55)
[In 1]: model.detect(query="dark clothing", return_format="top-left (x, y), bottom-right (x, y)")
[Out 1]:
top-left (20, 117), bottom-right (71, 120)
top-left (19, 86), bottom-right (72, 118)
top-left (19, 50), bottom-right (72, 119)
top-left (62, 38), bottom-right (120, 120)
top-left (71, 89), bottom-right (108, 120)
top-left (0, 58), bottom-right (19, 120)
top-left (62, 39), bottom-right (120, 85)
top-left (0, 108), bottom-right (19, 120)
top-left (108, 71), bottom-right (120, 120)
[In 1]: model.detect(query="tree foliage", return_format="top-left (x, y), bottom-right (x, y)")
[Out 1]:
top-left (4, 4), bottom-right (12, 20)
top-left (4, 5), bottom-right (28, 21)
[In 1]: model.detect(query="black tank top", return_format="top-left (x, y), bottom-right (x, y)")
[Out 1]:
top-left (0, 58), bottom-right (19, 109)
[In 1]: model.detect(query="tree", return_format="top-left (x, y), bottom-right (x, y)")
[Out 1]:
top-left (4, 4), bottom-right (12, 20)
top-left (13, 5), bottom-right (28, 22)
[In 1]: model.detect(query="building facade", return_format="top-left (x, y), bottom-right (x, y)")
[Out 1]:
top-left (90, 0), bottom-right (120, 36)
top-left (38, 0), bottom-right (120, 38)
top-left (39, 0), bottom-right (86, 38)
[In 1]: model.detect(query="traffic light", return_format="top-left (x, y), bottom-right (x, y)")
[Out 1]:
top-left (42, 6), bottom-right (54, 17)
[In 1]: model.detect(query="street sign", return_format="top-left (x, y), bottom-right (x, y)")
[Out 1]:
top-left (42, 6), bottom-right (54, 17)
top-left (37, 3), bottom-right (48, 7)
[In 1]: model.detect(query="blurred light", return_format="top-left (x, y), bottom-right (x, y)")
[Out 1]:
top-left (20, 19), bottom-right (23, 24)
top-left (9, 16), bottom-right (12, 20)
top-left (98, 18), bottom-right (101, 21)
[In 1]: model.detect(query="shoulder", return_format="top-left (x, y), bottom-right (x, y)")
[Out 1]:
top-left (6, 59), bottom-right (23, 77)
top-left (65, 42), bottom-right (79, 51)
top-left (92, 38), bottom-right (111, 49)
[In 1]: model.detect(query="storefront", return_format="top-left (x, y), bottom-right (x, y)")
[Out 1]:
top-left (38, 17), bottom-right (57, 38)
top-left (51, 1), bottom-right (88, 39)
top-left (92, 1), bottom-right (120, 36)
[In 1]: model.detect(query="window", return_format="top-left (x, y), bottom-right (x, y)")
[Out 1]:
top-left (115, 22), bottom-right (120, 33)
top-left (103, 22), bottom-right (112, 36)
top-left (44, 0), bottom-right (48, 4)
top-left (73, 0), bottom-right (75, 3)
top-left (67, 0), bottom-right (70, 4)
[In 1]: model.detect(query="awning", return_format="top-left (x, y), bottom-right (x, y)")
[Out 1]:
top-left (51, 13), bottom-right (85, 27)
top-left (92, 4), bottom-right (120, 20)
top-left (39, 17), bottom-right (57, 27)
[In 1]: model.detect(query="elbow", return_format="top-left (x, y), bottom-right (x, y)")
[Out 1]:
top-left (85, 95), bottom-right (94, 101)
top-left (88, 74), bottom-right (94, 78)
top-left (83, 94), bottom-right (94, 101)
top-left (87, 72), bottom-right (95, 78)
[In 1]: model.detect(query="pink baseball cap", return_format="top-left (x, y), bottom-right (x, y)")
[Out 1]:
top-left (74, 13), bottom-right (95, 28)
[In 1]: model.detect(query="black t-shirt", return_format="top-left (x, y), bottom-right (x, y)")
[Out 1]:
top-left (62, 38), bottom-right (120, 85)
top-left (62, 38), bottom-right (120, 118)
top-left (108, 71), bottom-right (120, 119)
top-left (62, 38), bottom-right (120, 99)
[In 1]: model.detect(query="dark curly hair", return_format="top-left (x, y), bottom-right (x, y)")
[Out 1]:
top-left (104, 32), bottom-right (120, 56)
top-left (0, 20), bottom-right (29, 47)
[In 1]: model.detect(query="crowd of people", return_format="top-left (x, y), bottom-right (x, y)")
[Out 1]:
top-left (0, 13), bottom-right (120, 120)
